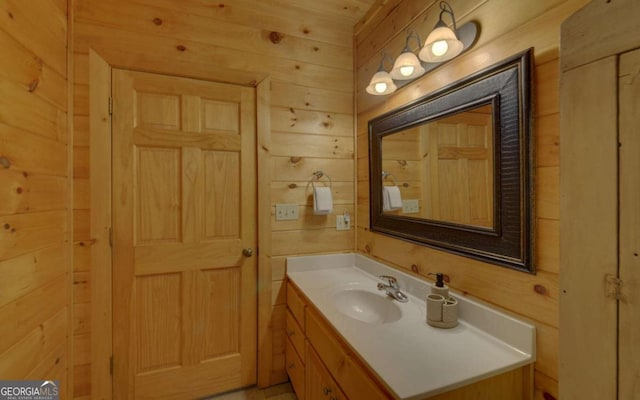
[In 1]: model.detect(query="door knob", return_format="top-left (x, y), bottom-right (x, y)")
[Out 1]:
top-left (242, 248), bottom-right (253, 257)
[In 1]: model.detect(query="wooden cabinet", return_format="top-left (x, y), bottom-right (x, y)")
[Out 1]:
top-left (285, 281), bottom-right (392, 400)
top-left (286, 280), bottom-right (530, 400)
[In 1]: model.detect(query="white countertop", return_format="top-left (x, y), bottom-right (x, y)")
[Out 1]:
top-left (286, 253), bottom-right (535, 400)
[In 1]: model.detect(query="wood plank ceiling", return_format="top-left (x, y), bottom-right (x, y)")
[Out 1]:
top-left (266, 0), bottom-right (379, 23)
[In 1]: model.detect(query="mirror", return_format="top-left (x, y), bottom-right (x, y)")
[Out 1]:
top-left (369, 49), bottom-right (533, 273)
top-left (381, 103), bottom-right (495, 229)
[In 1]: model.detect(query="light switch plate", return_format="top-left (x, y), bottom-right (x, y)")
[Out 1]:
top-left (402, 199), bottom-right (420, 214)
top-left (275, 204), bottom-right (299, 220)
top-left (336, 215), bottom-right (350, 230)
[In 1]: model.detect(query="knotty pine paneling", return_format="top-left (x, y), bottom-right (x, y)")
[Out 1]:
top-left (126, 0), bottom-right (359, 46)
top-left (0, 246), bottom-right (66, 311)
top-left (76, 1), bottom-right (354, 71)
top-left (0, 81), bottom-right (67, 143)
top-left (0, 125), bottom-right (67, 176)
top-left (271, 82), bottom-right (353, 114)
top-left (0, 171), bottom-right (67, 215)
top-left (0, 275), bottom-right (67, 356)
top-left (0, 29), bottom-right (67, 110)
top-left (355, 1), bottom-right (589, 398)
top-left (71, 0), bottom-right (374, 395)
top-left (271, 181), bottom-right (354, 207)
top-left (0, 212), bottom-right (66, 256)
top-left (0, 1), bottom-right (67, 77)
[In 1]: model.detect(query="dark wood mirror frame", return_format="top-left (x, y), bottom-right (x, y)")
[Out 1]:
top-left (369, 49), bottom-right (534, 273)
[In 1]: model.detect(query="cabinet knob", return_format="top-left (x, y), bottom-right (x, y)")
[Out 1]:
top-left (323, 387), bottom-right (332, 395)
top-left (242, 248), bottom-right (253, 257)
top-left (286, 329), bottom-right (295, 337)
top-left (288, 363), bottom-right (295, 369)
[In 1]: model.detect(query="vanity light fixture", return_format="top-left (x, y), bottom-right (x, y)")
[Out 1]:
top-left (366, 1), bottom-right (478, 96)
top-left (366, 53), bottom-right (397, 95)
top-left (390, 32), bottom-right (425, 80)
top-left (419, 2), bottom-right (464, 63)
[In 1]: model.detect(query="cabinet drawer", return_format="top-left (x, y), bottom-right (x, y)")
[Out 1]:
top-left (306, 308), bottom-right (390, 400)
top-left (287, 282), bottom-right (306, 328)
top-left (306, 342), bottom-right (347, 400)
top-left (286, 337), bottom-right (305, 399)
top-left (286, 310), bottom-right (305, 360)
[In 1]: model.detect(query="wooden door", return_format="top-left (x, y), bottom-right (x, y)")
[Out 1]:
top-left (422, 110), bottom-right (493, 227)
top-left (112, 69), bottom-right (257, 399)
top-left (619, 48), bottom-right (640, 399)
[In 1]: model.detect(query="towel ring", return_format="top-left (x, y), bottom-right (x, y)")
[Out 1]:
top-left (382, 170), bottom-right (398, 186)
top-left (311, 170), bottom-right (332, 188)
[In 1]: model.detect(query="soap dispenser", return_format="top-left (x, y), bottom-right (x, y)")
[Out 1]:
top-left (429, 272), bottom-right (449, 297)
top-left (426, 272), bottom-right (458, 329)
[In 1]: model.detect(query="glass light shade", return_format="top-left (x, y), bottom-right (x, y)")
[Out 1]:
top-left (366, 71), bottom-right (397, 95)
top-left (390, 51), bottom-right (426, 80)
top-left (419, 25), bottom-right (463, 63)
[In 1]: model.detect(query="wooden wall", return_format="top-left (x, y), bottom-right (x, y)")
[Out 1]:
top-left (355, 0), bottom-right (589, 399)
top-left (0, 0), bottom-right (71, 397)
top-left (0, 1), bottom-right (588, 397)
top-left (71, 0), bottom-right (366, 397)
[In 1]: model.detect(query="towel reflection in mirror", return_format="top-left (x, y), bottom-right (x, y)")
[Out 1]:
top-left (382, 186), bottom-right (403, 211)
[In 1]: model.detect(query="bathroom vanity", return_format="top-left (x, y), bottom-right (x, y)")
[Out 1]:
top-left (285, 253), bottom-right (535, 400)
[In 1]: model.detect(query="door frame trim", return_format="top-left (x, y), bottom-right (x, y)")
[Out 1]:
top-left (89, 49), bottom-right (113, 400)
top-left (256, 77), bottom-right (274, 388)
top-left (89, 50), bottom-right (272, 398)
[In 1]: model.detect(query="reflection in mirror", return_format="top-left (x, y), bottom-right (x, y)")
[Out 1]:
top-left (381, 104), bottom-right (494, 229)
top-left (369, 49), bottom-right (533, 273)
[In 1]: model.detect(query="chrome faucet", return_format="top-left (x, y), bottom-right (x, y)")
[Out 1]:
top-left (377, 275), bottom-right (409, 303)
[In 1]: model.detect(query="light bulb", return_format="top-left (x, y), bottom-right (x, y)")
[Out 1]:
top-left (431, 40), bottom-right (449, 56)
top-left (399, 65), bottom-right (414, 77)
top-left (367, 69), bottom-right (397, 95)
top-left (374, 82), bottom-right (388, 93)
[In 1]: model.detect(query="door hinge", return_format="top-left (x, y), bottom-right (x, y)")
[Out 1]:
top-left (605, 274), bottom-right (624, 301)
top-left (109, 355), bottom-right (114, 376)
top-left (108, 97), bottom-right (113, 116)
top-left (109, 227), bottom-right (113, 247)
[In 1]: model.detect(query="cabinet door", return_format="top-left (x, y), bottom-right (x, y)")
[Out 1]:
top-left (306, 308), bottom-right (389, 400)
top-left (619, 47), bottom-right (640, 400)
top-left (306, 343), bottom-right (346, 400)
top-left (286, 338), bottom-right (305, 399)
top-left (559, 56), bottom-right (618, 399)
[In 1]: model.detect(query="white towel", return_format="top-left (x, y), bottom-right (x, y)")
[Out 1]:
top-left (313, 186), bottom-right (333, 215)
top-left (383, 186), bottom-right (403, 211)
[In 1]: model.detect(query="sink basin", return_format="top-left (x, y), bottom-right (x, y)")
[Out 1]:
top-left (332, 289), bottom-right (402, 324)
